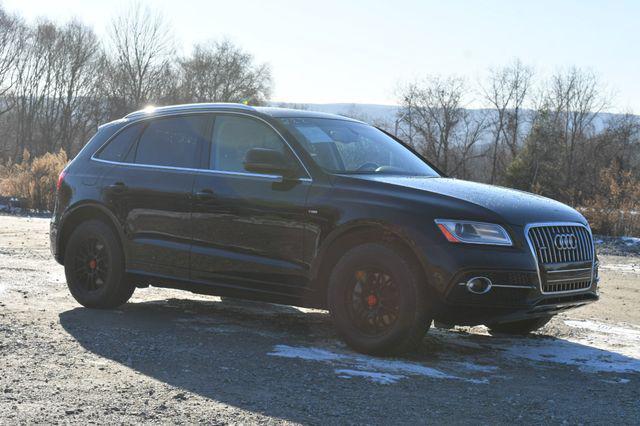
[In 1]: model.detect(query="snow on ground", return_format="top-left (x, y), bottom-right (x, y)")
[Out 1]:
top-left (268, 319), bottom-right (640, 385)
top-left (595, 235), bottom-right (640, 256)
top-left (497, 323), bottom-right (640, 374)
top-left (268, 344), bottom-right (490, 384)
top-left (620, 237), bottom-right (640, 246)
top-left (598, 263), bottom-right (640, 274)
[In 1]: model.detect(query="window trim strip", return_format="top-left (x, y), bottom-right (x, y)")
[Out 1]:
top-left (91, 156), bottom-right (312, 183)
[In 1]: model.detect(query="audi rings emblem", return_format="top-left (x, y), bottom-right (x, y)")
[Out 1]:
top-left (554, 233), bottom-right (577, 250)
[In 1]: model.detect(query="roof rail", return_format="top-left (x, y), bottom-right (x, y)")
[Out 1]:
top-left (124, 103), bottom-right (256, 119)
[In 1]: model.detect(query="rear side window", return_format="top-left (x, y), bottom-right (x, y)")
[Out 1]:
top-left (134, 115), bottom-right (207, 168)
top-left (95, 123), bottom-right (144, 162)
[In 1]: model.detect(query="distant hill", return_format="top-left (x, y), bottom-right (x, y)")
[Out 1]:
top-left (271, 102), bottom-right (633, 147)
top-left (272, 102), bottom-right (401, 124)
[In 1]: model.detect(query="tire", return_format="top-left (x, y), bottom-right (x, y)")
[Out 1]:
top-left (64, 220), bottom-right (134, 309)
top-left (487, 316), bottom-right (552, 336)
top-left (327, 242), bottom-right (431, 355)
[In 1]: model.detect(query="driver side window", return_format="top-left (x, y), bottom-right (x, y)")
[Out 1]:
top-left (211, 115), bottom-right (298, 174)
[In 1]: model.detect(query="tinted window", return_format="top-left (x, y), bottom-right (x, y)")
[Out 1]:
top-left (212, 115), bottom-right (296, 174)
top-left (95, 123), bottom-right (144, 162)
top-left (135, 116), bottom-right (207, 168)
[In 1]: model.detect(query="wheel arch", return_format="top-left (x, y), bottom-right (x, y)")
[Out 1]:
top-left (308, 221), bottom-right (431, 308)
top-left (58, 203), bottom-right (126, 265)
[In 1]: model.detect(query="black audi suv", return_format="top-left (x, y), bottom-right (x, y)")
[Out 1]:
top-left (51, 103), bottom-right (599, 354)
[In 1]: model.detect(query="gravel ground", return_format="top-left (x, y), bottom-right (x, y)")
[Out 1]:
top-left (1, 215), bottom-right (639, 424)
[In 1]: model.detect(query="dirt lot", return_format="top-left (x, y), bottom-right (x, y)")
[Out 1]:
top-left (1, 215), bottom-right (639, 424)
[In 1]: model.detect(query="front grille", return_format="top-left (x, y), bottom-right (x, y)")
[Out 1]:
top-left (527, 224), bottom-right (595, 294)
top-left (528, 225), bottom-right (593, 264)
top-left (543, 279), bottom-right (592, 293)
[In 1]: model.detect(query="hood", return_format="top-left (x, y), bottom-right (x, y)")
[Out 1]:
top-left (346, 176), bottom-right (587, 226)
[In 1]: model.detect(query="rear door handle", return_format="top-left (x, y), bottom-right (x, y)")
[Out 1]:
top-left (107, 182), bottom-right (127, 193)
top-left (195, 189), bottom-right (216, 200)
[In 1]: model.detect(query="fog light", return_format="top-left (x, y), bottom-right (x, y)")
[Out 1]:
top-left (466, 277), bottom-right (492, 294)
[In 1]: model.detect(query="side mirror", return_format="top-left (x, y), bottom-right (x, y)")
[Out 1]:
top-left (243, 148), bottom-right (296, 177)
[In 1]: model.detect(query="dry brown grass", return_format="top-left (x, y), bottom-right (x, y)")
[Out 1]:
top-left (582, 163), bottom-right (640, 236)
top-left (0, 150), bottom-right (68, 211)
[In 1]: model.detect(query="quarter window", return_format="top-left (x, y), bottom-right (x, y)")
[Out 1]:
top-left (211, 115), bottom-right (299, 175)
top-left (95, 123), bottom-right (144, 163)
top-left (134, 115), bottom-right (207, 169)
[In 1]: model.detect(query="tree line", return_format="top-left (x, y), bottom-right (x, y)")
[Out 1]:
top-left (0, 3), bottom-right (638, 235)
top-left (390, 63), bottom-right (639, 235)
top-left (0, 3), bottom-right (271, 162)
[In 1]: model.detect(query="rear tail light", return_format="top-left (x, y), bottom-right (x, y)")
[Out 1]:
top-left (56, 170), bottom-right (67, 191)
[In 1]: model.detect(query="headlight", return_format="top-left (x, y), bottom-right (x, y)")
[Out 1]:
top-left (434, 220), bottom-right (512, 246)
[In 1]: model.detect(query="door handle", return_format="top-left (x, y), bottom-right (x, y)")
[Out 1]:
top-left (195, 189), bottom-right (216, 200)
top-left (107, 182), bottom-right (127, 193)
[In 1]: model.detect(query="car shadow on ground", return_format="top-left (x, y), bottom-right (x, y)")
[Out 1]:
top-left (58, 297), bottom-right (638, 423)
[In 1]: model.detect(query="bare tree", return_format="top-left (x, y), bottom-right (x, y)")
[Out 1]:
top-left (503, 61), bottom-right (533, 159)
top-left (0, 7), bottom-right (24, 157)
top-left (10, 21), bottom-right (52, 160)
top-left (546, 68), bottom-right (608, 203)
top-left (0, 7), bottom-right (22, 111)
top-left (178, 40), bottom-right (271, 105)
top-left (55, 21), bottom-right (102, 154)
top-left (106, 2), bottom-right (174, 114)
top-left (450, 111), bottom-right (488, 180)
top-left (397, 77), bottom-right (468, 174)
top-left (481, 60), bottom-right (533, 183)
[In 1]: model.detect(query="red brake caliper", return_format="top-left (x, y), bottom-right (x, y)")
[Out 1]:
top-left (367, 294), bottom-right (378, 307)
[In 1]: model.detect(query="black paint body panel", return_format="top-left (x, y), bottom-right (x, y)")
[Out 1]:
top-left (50, 105), bottom-right (598, 326)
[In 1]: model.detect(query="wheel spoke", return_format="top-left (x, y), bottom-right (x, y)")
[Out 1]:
top-left (72, 235), bottom-right (110, 293)
top-left (346, 267), bottom-right (400, 336)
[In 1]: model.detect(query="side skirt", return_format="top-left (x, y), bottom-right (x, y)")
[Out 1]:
top-left (126, 269), bottom-right (323, 309)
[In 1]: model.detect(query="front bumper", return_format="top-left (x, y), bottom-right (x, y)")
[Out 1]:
top-left (436, 288), bottom-right (599, 326)
top-left (418, 221), bottom-right (599, 326)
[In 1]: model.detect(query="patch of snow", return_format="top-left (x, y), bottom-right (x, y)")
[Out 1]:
top-left (268, 345), bottom-right (344, 362)
top-left (498, 320), bottom-right (640, 374)
top-left (335, 369), bottom-right (405, 384)
top-left (565, 320), bottom-right (640, 344)
top-left (598, 263), bottom-right (640, 274)
top-left (602, 378), bottom-right (630, 384)
top-left (268, 344), bottom-right (489, 384)
top-left (621, 237), bottom-right (640, 246)
top-left (453, 361), bottom-right (499, 373)
top-left (501, 338), bottom-right (640, 374)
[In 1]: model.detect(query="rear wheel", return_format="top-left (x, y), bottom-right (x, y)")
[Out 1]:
top-left (328, 243), bottom-right (431, 355)
top-left (64, 220), bottom-right (134, 309)
top-left (487, 316), bottom-right (552, 335)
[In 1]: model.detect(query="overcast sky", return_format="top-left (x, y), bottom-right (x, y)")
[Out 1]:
top-left (4, 0), bottom-right (639, 112)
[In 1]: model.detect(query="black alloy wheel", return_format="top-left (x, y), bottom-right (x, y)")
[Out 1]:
top-left (328, 242), bottom-right (431, 355)
top-left (64, 220), bottom-right (134, 309)
top-left (72, 236), bottom-right (110, 292)
top-left (345, 267), bottom-right (401, 336)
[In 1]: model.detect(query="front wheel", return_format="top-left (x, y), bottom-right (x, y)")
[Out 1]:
top-left (64, 220), bottom-right (134, 309)
top-left (328, 243), bottom-right (431, 355)
top-left (487, 316), bottom-right (553, 335)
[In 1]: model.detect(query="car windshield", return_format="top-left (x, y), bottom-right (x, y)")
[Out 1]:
top-left (278, 117), bottom-right (440, 176)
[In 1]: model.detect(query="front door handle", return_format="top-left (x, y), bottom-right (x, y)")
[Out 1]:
top-left (195, 189), bottom-right (216, 200)
top-left (107, 182), bottom-right (127, 193)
